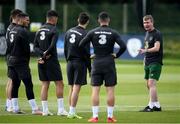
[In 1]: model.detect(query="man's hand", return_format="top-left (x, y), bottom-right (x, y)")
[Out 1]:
top-left (37, 58), bottom-right (45, 64)
top-left (138, 49), bottom-right (147, 54)
top-left (111, 53), bottom-right (116, 58)
top-left (45, 54), bottom-right (51, 59)
top-left (90, 54), bottom-right (95, 59)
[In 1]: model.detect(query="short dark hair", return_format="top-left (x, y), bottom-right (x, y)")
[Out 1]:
top-left (78, 12), bottom-right (89, 25)
top-left (17, 12), bottom-right (29, 18)
top-left (46, 10), bottom-right (58, 18)
top-left (10, 9), bottom-right (22, 22)
top-left (98, 11), bottom-right (110, 21)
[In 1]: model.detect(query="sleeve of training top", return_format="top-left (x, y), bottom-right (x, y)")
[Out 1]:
top-left (79, 31), bottom-right (92, 47)
top-left (44, 28), bottom-right (58, 56)
top-left (5, 30), bottom-right (11, 55)
top-left (154, 31), bottom-right (162, 44)
top-left (64, 32), bottom-right (68, 61)
top-left (114, 31), bottom-right (126, 58)
top-left (21, 29), bottom-right (30, 55)
top-left (33, 31), bottom-right (44, 56)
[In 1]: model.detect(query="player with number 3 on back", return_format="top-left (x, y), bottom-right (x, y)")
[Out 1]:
top-left (34, 10), bottom-right (68, 116)
top-left (79, 11), bottom-right (126, 123)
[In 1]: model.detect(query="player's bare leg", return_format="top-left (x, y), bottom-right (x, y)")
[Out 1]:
top-left (106, 86), bottom-right (117, 123)
top-left (67, 84), bottom-right (82, 119)
top-left (88, 86), bottom-right (100, 122)
top-left (5, 78), bottom-right (12, 112)
top-left (68, 85), bottom-right (73, 106)
top-left (148, 79), bottom-right (161, 111)
top-left (56, 80), bottom-right (68, 116)
top-left (41, 81), bottom-right (52, 116)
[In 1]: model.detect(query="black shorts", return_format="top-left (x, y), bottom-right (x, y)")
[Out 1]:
top-left (67, 60), bottom-right (87, 85)
top-left (9, 65), bottom-right (31, 80)
top-left (38, 58), bottom-right (63, 81)
top-left (91, 55), bottom-right (117, 87)
top-left (7, 66), bottom-right (11, 78)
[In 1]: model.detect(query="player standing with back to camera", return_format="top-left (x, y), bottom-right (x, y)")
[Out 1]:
top-left (64, 12), bottom-right (91, 119)
top-left (79, 11), bottom-right (126, 123)
top-left (34, 10), bottom-right (68, 116)
top-left (5, 9), bottom-right (22, 112)
top-left (8, 12), bottom-right (42, 115)
top-left (139, 15), bottom-right (163, 112)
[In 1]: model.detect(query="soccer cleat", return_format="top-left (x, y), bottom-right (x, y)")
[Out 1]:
top-left (57, 110), bottom-right (68, 116)
top-left (42, 111), bottom-right (53, 116)
top-left (32, 109), bottom-right (43, 115)
top-left (13, 109), bottom-right (25, 114)
top-left (67, 113), bottom-right (83, 119)
top-left (107, 117), bottom-right (117, 123)
top-left (88, 117), bottom-right (98, 123)
top-left (139, 106), bottom-right (153, 112)
top-left (153, 106), bottom-right (162, 111)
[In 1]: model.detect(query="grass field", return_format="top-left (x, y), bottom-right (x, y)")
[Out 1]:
top-left (0, 57), bottom-right (180, 123)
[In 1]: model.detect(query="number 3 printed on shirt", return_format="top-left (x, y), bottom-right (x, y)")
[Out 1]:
top-left (40, 31), bottom-right (46, 40)
top-left (10, 34), bottom-right (14, 43)
top-left (69, 34), bottom-right (76, 43)
top-left (98, 35), bottom-right (107, 45)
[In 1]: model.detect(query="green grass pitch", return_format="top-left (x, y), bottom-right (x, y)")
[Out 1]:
top-left (0, 57), bottom-right (180, 123)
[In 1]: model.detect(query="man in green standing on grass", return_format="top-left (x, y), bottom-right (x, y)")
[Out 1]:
top-left (139, 15), bottom-right (163, 112)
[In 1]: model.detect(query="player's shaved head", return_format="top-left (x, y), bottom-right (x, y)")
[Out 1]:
top-left (98, 11), bottom-right (110, 22)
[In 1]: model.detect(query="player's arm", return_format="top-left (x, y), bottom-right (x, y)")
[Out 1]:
top-left (79, 31), bottom-right (91, 47)
top-left (64, 33), bottom-right (68, 61)
top-left (114, 33), bottom-right (126, 58)
top-left (139, 32), bottom-right (162, 54)
top-left (84, 42), bottom-right (91, 74)
top-left (44, 31), bottom-right (58, 57)
top-left (139, 41), bottom-right (160, 54)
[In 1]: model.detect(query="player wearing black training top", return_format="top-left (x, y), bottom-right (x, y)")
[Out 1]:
top-left (79, 12), bottom-right (126, 123)
top-left (64, 12), bottom-right (90, 119)
top-left (5, 9), bottom-right (22, 112)
top-left (8, 13), bottom-right (41, 115)
top-left (34, 10), bottom-right (67, 116)
top-left (139, 15), bottom-right (163, 112)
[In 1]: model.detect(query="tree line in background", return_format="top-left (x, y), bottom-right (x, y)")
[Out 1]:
top-left (0, 0), bottom-right (180, 4)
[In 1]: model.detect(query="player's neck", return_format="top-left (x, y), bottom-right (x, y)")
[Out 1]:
top-left (148, 27), bottom-right (155, 32)
top-left (78, 24), bottom-right (86, 29)
top-left (100, 23), bottom-right (109, 26)
top-left (46, 20), bottom-right (56, 25)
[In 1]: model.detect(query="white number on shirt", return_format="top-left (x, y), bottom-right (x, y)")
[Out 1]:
top-left (40, 31), bottom-right (46, 40)
top-left (69, 34), bottom-right (76, 43)
top-left (10, 34), bottom-right (14, 43)
top-left (98, 35), bottom-right (107, 45)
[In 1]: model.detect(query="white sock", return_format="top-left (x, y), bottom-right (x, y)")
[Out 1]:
top-left (154, 101), bottom-right (161, 108)
top-left (69, 106), bottom-right (75, 115)
top-left (57, 98), bottom-right (64, 113)
top-left (92, 106), bottom-right (99, 118)
top-left (28, 99), bottom-right (38, 111)
top-left (148, 101), bottom-right (154, 109)
top-left (42, 101), bottom-right (48, 113)
top-left (6, 99), bottom-right (12, 109)
top-left (107, 106), bottom-right (114, 118)
top-left (12, 98), bottom-right (19, 111)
